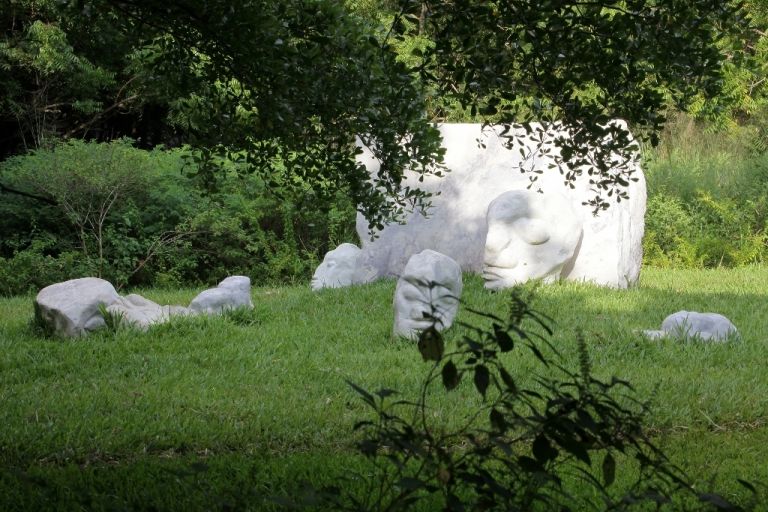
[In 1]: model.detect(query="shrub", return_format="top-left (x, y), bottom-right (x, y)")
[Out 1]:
top-left (0, 239), bottom-right (93, 296)
top-left (643, 115), bottom-right (768, 268)
top-left (0, 139), bottom-right (359, 294)
top-left (0, 139), bottom-right (201, 290)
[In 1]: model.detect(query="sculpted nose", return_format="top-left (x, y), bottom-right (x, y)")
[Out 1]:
top-left (484, 224), bottom-right (513, 266)
top-left (484, 226), bottom-right (502, 255)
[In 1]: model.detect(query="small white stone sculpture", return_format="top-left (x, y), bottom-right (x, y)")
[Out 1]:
top-left (35, 275), bottom-right (254, 337)
top-left (34, 277), bottom-right (121, 337)
top-left (188, 275), bottom-right (253, 314)
top-left (393, 250), bottom-right (462, 340)
top-left (106, 294), bottom-right (190, 331)
top-left (661, 311), bottom-right (738, 341)
top-left (356, 122), bottom-right (646, 288)
top-left (483, 189), bottom-right (583, 290)
top-left (642, 311), bottom-right (738, 342)
top-left (311, 243), bottom-right (377, 291)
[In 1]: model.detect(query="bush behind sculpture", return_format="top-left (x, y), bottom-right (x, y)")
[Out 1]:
top-left (0, 139), bottom-right (357, 295)
top-left (643, 116), bottom-right (768, 268)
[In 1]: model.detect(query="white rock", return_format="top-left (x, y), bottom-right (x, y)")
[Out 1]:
top-left (660, 311), bottom-right (738, 342)
top-left (483, 189), bottom-right (582, 289)
top-left (311, 243), bottom-right (377, 291)
top-left (356, 122), bottom-right (646, 288)
top-left (106, 294), bottom-right (191, 331)
top-left (189, 276), bottom-right (253, 314)
top-left (34, 277), bottom-right (121, 337)
top-left (393, 250), bottom-right (462, 340)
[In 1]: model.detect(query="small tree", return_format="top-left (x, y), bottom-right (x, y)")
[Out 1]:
top-left (16, 140), bottom-right (147, 276)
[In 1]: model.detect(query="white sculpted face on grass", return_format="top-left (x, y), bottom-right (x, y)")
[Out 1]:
top-left (311, 243), bottom-right (375, 291)
top-left (393, 250), bottom-right (462, 340)
top-left (483, 190), bottom-right (583, 290)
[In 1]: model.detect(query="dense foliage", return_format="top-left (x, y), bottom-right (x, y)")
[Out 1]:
top-left (644, 115), bottom-right (768, 268)
top-left (1, 1), bottom-right (767, 291)
top-left (0, 139), bottom-right (357, 295)
top-left (64, 0), bottom-right (446, 231)
top-left (383, 0), bottom-right (752, 210)
top-left (0, 0), bottom-right (176, 157)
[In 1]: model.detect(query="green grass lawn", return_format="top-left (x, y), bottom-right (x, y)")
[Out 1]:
top-left (1, 267), bottom-right (767, 510)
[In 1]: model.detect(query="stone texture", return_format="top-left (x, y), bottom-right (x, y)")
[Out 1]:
top-left (356, 122), bottom-right (646, 288)
top-left (106, 294), bottom-right (190, 331)
top-left (189, 276), bottom-right (253, 314)
top-left (311, 243), bottom-right (377, 291)
top-left (34, 277), bottom-right (121, 337)
top-left (659, 311), bottom-right (738, 341)
top-left (35, 275), bottom-right (254, 337)
top-left (393, 250), bottom-right (462, 340)
top-left (483, 189), bottom-right (583, 289)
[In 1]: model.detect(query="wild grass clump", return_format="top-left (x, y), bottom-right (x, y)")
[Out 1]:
top-left (644, 114), bottom-right (768, 267)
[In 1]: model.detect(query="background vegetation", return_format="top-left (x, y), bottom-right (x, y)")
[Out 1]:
top-left (1, 1), bottom-right (767, 296)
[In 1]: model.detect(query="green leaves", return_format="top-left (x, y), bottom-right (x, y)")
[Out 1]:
top-left (0, 4), bottom-right (122, 151)
top-left (602, 452), bottom-right (616, 487)
top-left (87, 0), bottom-right (445, 230)
top-left (392, 0), bottom-right (751, 207)
top-left (441, 360), bottom-right (460, 390)
top-left (334, 287), bottom-right (750, 511)
top-left (473, 364), bottom-right (489, 397)
top-left (418, 325), bottom-right (444, 361)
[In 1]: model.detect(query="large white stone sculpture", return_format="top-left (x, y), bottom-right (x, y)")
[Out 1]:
top-left (106, 294), bottom-right (190, 331)
top-left (189, 276), bottom-right (253, 314)
top-left (34, 277), bottom-right (121, 337)
top-left (310, 243), bottom-right (376, 291)
top-left (356, 123), bottom-right (646, 288)
top-left (393, 250), bottom-right (462, 340)
top-left (483, 189), bottom-right (583, 289)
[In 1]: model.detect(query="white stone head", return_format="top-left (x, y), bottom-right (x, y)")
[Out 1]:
top-left (393, 250), bottom-right (463, 340)
top-left (311, 243), bottom-right (367, 291)
top-left (483, 189), bottom-right (582, 289)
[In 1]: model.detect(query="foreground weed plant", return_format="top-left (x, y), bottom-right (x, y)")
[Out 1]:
top-left (301, 290), bottom-right (759, 511)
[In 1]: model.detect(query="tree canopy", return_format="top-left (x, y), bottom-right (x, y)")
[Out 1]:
top-left (1, 0), bottom-right (757, 224)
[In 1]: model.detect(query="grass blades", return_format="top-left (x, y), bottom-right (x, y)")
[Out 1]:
top-left (0, 268), bottom-right (766, 509)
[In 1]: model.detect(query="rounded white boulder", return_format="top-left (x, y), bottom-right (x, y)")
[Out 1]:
top-left (660, 311), bottom-right (738, 342)
top-left (34, 277), bottom-right (121, 337)
top-left (189, 276), bottom-right (253, 314)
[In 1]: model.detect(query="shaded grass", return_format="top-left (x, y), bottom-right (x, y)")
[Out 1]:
top-left (0, 268), bottom-right (767, 509)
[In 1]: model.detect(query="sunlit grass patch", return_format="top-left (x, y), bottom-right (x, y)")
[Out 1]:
top-left (0, 267), bottom-right (766, 509)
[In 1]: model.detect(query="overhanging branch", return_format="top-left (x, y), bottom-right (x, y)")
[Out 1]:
top-left (0, 182), bottom-right (57, 206)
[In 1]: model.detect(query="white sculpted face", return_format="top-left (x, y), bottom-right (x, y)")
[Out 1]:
top-left (311, 243), bottom-right (364, 290)
top-left (393, 250), bottom-right (463, 339)
top-left (483, 190), bottom-right (583, 289)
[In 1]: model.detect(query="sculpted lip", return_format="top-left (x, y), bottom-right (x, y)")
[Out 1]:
top-left (482, 266), bottom-right (509, 279)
